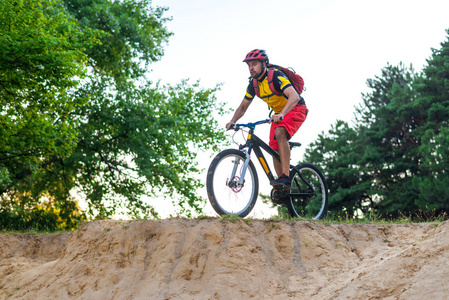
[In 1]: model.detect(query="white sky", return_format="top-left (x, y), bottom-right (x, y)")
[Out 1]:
top-left (146, 0), bottom-right (449, 218)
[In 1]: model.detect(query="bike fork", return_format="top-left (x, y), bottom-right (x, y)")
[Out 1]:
top-left (228, 150), bottom-right (251, 187)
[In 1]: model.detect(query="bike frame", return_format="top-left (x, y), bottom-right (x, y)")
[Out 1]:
top-left (239, 128), bottom-right (279, 183)
top-left (230, 120), bottom-right (293, 185)
top-left (229, 119), bottom-right (315, 198)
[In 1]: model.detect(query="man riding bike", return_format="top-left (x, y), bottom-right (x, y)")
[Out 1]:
top-left (225, 49), bottom-right (308, 188)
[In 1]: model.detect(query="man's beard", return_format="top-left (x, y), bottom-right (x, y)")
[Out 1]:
top-left (251, 68), bottom-right (265, 79)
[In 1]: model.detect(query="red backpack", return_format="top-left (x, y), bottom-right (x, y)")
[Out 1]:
top-left (252, 64), bottom-right (304, 98)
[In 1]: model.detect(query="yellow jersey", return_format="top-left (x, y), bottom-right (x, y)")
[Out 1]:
top-left (244, 69), bottom-right (305, 113)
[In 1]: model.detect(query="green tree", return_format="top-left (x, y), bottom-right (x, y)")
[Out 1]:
top-left (413, 29), bottom-right (449, 215)
top-left (27, 80), bottom-right (226, 219)
top-left (305, 29), bottom-right (449, 220)
top-left (355, 63), bottom-right (420, 217)
top-left (63, 0), bottom-right (171, 83)
top-left (62, 0), bottom-right (227, 218)
top-left (1, 0), bottom-right (228, 228)
top-left (305, 120), bottom-right (372, 218)
top-left (0, 0), bottom-right (100, 190)
top-left (0, 0), bottom-right (100, 230)
top-left (306, 63), bottom-right (423, 219)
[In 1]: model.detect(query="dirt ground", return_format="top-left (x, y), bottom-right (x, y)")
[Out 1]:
top-left (1, 219), bottom-right (448, 299)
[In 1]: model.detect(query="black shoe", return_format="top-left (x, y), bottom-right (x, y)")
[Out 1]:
top-left (270, 174), bottom-right (291, 188)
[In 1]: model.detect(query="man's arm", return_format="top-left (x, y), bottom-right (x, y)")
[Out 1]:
top-left (226, 98), bottom-right (252, 130)
top-left (270, 86), bottom-right (300, 123)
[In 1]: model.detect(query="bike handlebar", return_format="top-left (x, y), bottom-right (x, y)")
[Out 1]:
top-left (229, 115), bottom-right (285, 131)
top-left (231, 119), bottom-right (270, 130)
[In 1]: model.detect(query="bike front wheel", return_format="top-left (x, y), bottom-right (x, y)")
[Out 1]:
top-left (206, 149), bottom-right (259, 217)
top-left (286, 163), bottom-right (328, 219)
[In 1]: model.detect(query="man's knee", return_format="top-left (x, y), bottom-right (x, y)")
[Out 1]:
top-left (275, 127), bottom-right (288, 141)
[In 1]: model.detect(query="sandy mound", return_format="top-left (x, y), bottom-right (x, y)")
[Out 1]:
top-left (1, 219), bottom-right (448, 299)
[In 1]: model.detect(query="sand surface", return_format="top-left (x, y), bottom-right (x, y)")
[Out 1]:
top-left (1, 219), bottom-right (448, 299)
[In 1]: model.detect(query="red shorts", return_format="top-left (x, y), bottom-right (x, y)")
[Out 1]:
top-left (269, 105), bottom-right (308, 150)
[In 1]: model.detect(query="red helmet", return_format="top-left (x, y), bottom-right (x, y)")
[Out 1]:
top-left (243, 49), bottom-right (269, 63)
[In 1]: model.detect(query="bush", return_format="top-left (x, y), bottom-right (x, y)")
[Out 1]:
top-left (0, 203), bottom-right (86, 232)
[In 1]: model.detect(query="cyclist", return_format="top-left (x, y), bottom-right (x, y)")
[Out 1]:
top-left (225, 49), bottom-right (308, 188)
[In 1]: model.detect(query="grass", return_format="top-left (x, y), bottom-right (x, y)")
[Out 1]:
top-left (2, 208), bottom-right (447, 234)
top-left (0, 228), bottom-right (68, 235)
top-left (266, 222), bottom-right (281, 233)
top-left (219, 214), bottom-right (241, 223)
top-left (215, 207), bottom-right (448, 227)
top-left (321, 208), bottom-right (448, 225)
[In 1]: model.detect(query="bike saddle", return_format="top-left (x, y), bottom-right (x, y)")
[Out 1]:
top-left (288, 142), bottom-right (302, 149)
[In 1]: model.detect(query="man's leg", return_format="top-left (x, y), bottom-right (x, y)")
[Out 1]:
top-left (273, 152), bottom-right (282, 177)
top-left (270, 105), bottom-right (308, 187)
top-left (272, 127), bottom-right (290, 177)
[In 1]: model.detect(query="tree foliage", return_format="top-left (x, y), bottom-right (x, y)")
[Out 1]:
top-left (63, 0), bottom-right (171, 83)
top-left (412, 31), bottom-right (449, 215)
top-left (305, 29), bottom-right (449, 220)
top-left (0, 0), bottom-right (100, 189)
top-left (1, 0), bottom-right (227, 229)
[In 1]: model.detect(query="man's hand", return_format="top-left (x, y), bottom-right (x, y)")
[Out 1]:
top-left (226, 121), bottom-right (235, 130)
top-left (270, 113), bottom-right (284, 124)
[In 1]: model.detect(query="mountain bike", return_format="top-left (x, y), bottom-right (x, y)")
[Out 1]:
top-left (206, 119), bottom-right (328, 219)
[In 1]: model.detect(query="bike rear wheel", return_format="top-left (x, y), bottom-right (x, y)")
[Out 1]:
top-left (206, 149), bottom-right (259, 217)
top-left (286, 163), bottom-right (328, 219)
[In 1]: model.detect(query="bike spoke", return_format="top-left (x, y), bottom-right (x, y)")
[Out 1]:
top-left (287, 164), bottom-right (328, 219)
top-left (206, 150), bottom-right (259, 217)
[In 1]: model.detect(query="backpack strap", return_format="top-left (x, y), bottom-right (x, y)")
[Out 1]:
top-left (267, 68), bottom-right (282, 96)
top-left (252, 78), bottom-right (260, 98)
